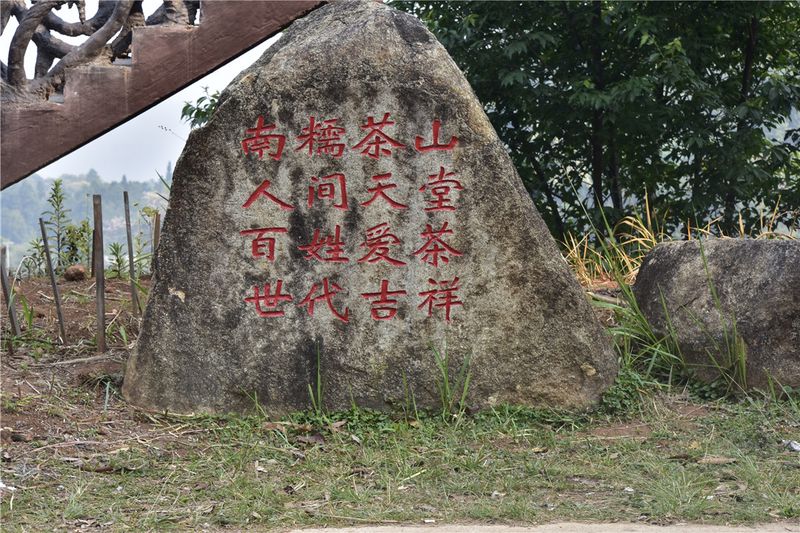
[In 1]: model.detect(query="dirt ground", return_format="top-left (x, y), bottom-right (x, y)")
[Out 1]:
top-left (1, 277), bottom-right (147, 499)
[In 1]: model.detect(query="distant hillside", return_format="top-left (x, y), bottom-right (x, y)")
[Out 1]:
top-left (1, 168), bottom-right (171, 269)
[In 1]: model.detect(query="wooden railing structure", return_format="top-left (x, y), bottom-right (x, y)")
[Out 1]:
top-left (1, 0), bottom-right (324, 189)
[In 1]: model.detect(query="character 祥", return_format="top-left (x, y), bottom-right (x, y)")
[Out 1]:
top-left (414, 118), bottom-right (459, 152)
top-left (419, 166), bottom-right (464, 212)
top-left (361, 280), bottom-right (407, 320)
top-left (418, 277), bottom-right (463, 321)
top-left (308, 173), bottom-right (348, 210)
top-left (298, 225), bottom-right (349, 263)
top-left (413, 221), bottom-right (463, 267)
top-left (352, 113), bottom-right (406, 159)
top-left (360, 173), bottom-right (408, 210)
top-left (298, 278), bottom-right (350, 322)
top-left (239, 227), bottom-right (288, 262)
top-left (295, 116), bottom-right (346, 157)
top-left (357, 223), bottom-right (406, 266)
top-left (244, 281), bottom-right (293, 318)
top-left (241, 115), bottom-right (286, 161)
top-left (242, 179), bottom-right (294, 211)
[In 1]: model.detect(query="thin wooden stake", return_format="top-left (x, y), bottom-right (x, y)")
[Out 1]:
top-left (93, 195), bottom-right (106, 353)
top-left (0, 246), bottom-right (21, 338)
top-left (123, 191), bottom-right (141, 316)
top-left (151, 211), bottom-right (161, 274)
top-left (90, 228), bottom-right (96, 277)
top-left (39, 218), bottom-right (67, 343)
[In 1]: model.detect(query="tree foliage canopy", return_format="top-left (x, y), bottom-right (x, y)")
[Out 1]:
top-left (394, 1), bottom-right (800, 238)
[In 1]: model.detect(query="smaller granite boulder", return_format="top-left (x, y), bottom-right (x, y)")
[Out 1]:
top-left (633, 239), bottom-right (800, 390)
top-left (64, 265), bottom-right (87, 282)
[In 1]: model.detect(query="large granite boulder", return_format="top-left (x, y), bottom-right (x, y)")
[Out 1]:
top-left (122, 0), bottom-right (616, 414)
top-left (633, 239), bottom-right (800, 390)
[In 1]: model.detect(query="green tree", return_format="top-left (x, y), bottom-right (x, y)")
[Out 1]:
top-left (43, 179), bottom-right (71, 272)
top-left (394, 1), bottom-right (800, 238)
top-left (181, 87), bottom-right (220, 129)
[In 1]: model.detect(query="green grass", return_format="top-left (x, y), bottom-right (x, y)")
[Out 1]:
top-left (2, 395), bottom-right (798, 531)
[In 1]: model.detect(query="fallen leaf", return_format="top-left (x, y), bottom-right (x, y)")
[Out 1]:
top-left (530, 446), bottom-right (548, 453)
top-left (296, 434), bottom-right (325, 446)
top-left (698, 455), bottom-right (737, 465)
top-left (195, 503), bottom-right (215, 514)
top-left (329, 420), bottom-right (347, 432)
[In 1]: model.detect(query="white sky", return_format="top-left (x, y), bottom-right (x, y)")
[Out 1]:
top-left (1, 1), bottom-right (279, 182)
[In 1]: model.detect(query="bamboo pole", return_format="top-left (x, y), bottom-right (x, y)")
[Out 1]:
top-left (151, 211), bottom-right (161, 274)
top-left (0, 246), bottom-right (21, 338)
top-left (123, 191), bottom-right (141, 316)
top-left (38, 218), bottom-right (67, 343)
top-left (93, 195), bottom-right (106, 353)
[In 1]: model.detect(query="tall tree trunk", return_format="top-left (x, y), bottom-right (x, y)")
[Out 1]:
top-left (531, 158), bottom-right (567, 240)
top-left (590, 1), bottom-right (605, 214)
top-left (723, 15), bottom-right (758, 233)
top-left (608, 126), bottom-right (622, 213)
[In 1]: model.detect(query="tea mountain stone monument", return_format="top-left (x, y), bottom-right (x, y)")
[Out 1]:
top-left (123, 0), bottom-right (617, 414)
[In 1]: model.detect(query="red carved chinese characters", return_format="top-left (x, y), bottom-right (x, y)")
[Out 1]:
top-left (242, 179), bottom-right (295, 211)
top-left (238, 113), bottom-right (468, 323)
top-left (418, 277), bottom-right (463, 321)
top-left (299, 226), bottom-right (349, 263)
top-left (415, 119), bottom-right (458, 152)
top-left (360, 173), bottom-right (408, 210)
top-left (413, 221), bottom-right (463, 267)
top-left (239, 227), bottom-right (288, 261)
top-left (298, 278), bottom-right (350, 322)
top-left (357, 223), bottom-right (406, 267)
top-left (308, 173), bottom-right (348, 210)
top-left (295, 116), bottom-right (346, 157)
top-left (352, 113), bottom-right (406, 159)
top-left (419, 166), bottom-right (464, 212)
top-left (245, 281), bottom-right (293, 318)
top-left (241, 116), bottom-right (286, 161)
top-left (361, 280), bottom-right (407, 320)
